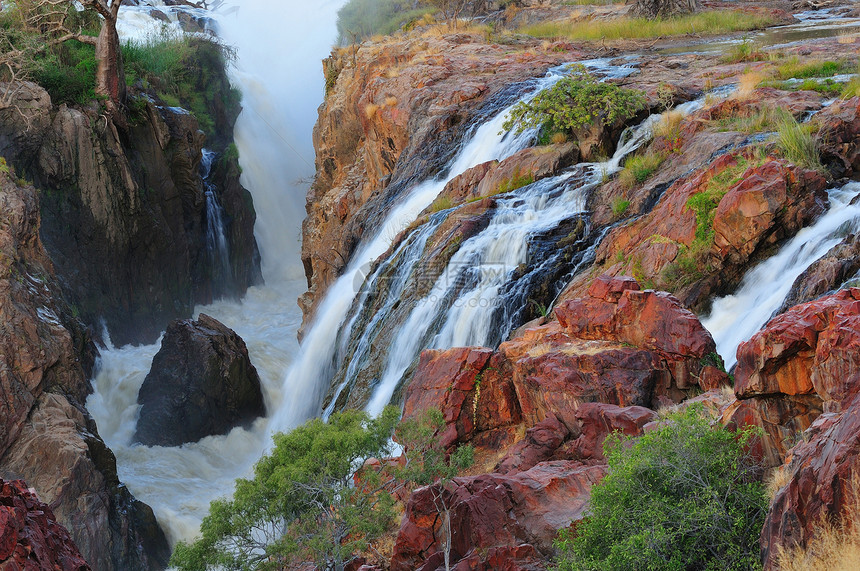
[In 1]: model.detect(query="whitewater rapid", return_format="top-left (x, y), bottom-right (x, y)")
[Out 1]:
top-left (703, 182), bottom-right (860, 369)
top-left (88, 0), bottom-right (346, 544)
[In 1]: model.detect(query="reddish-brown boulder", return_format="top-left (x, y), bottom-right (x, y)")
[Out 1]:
top-left (735, 288), bottom-right (860, 405)
top-left (390, 461), bottom-right (606, 571)
top-left (564, 403), bottom-right (657, 462)
top-left (712, 161), bottom-right (827, 266)
top-left (761, 392), bottom-right (860, 569)
top-left (403, 347), bottom-right (520, 450)
top-left (731, 289), bottom-right (860, 468)
top-left (817, 96), bottom-right (860, 178)
top-left (780, 233), bottom-right (860, 314)
top-left (0, 479), bottom-right (90, 570)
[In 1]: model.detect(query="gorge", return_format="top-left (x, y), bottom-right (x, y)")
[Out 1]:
top-left (2, 0), bottom-right (860, 569)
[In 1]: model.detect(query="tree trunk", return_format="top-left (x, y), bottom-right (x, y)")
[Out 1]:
top-left (629, 0), bottom-right (701, 18)
top-left (94, 16), bottom-right (125, 110)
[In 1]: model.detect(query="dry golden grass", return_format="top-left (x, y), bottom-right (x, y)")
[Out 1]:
top-left (837, 32), bottom-right (857, 45)
top-left (654, 110), bottom-right (685, 140)
top-left (735, 70), bottom-right (767, 101)
top-left (777, 472), bottom-right (860, 571)
top-left (364, 103), bottom-right (380, 119)
top-left (551, 131), bottom-right (569, 144)
top-left (385, 96), bottom-right (398, 107)
top-left (766, 465), bottom-right (791, 503)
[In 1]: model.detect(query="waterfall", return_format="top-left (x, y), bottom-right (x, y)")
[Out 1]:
top-left (88, 0), bottom-right (347, 545)
top-left (200, 149), bottom-right (232, 282)
top-left (267, 67), bottom-right (573, 434)
top-left (702, 182), bottom-right (860, 369)
top-left (360, 98), bottom-right (707, 415)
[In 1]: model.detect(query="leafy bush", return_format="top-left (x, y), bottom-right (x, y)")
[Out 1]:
top-left (503, 66), bottom-right (646, 140)
top-left (555, 405), bottom-right (767, 571)
top-left (170, 407), bottom-right (400, 571)
top-left (123, 33), bottom-right (240, 136)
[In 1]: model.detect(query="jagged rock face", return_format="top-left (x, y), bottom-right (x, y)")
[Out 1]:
top-left (390, 461), bottom-right (607, 571)
top-left (302, 33), bottom-right (580, 331)
top-left (135, 313), bottom-right (265, 447)
top-left (727, 288), bottom-right (860, 469)
top-left (0, 78), bottom-right (261, 346)
top-left (0, 172), bottom-right (169, 570)
top-left (0, 479), bottom-right (90, 570)
top-left (761, 394), bottom-right (860, 569)
top-left (818, 96), bottom-right (860, 179)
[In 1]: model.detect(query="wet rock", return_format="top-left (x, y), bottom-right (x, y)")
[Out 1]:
top-left (390, 461), bottom-right (606, 571)
top-left (780, 233), bottom-right (860, 313)
top-left (0, 172), bottom-right (169, 570)
top-left (0, 478), bottom-right (91, 570)
top-left (429, 142), bottom-right (580, 214)
top-left (0, 81), bottom-right (52, 166)
top-left (135, 314), bottom-right (266, 447)
top-left (302, 32), bottom-right (584, 330)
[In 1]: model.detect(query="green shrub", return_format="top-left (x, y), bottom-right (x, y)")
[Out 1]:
top-left (555, 405), bottom-right (767, 571)
top-left (720, 39), bottom-right (765, 64)
top-left (776, 57), bottom-right (849, 80)
top-left (503, 65), bottom-right (646, 140)
top-left (619, 150), bottom-right (666, 188)
top-left (170, 407), bottom-right (400, 571)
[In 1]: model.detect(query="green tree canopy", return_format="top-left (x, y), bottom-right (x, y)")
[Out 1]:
top-left (503, 65), bottom-right (646, 140)
top-left (170, 407), bottom-right (400, 571)
top-left (555, 405), bottom-right (767, 571)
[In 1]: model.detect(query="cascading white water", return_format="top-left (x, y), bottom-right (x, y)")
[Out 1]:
top-left (268, 68), bottom-right (574, 434)
top-left (702, 182), bottom-right (860, 369)
top-left (200, 149), bottom-right (231, 278)
top-left (363, 97), bottom-right (707, 415)
top-left (88, 0), bottom-right (347, 545)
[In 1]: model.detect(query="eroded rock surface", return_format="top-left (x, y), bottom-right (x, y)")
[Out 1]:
top-left (0, 172), bottom-right (169, 569)
top-left (0, 479), bottom-right (90, 570)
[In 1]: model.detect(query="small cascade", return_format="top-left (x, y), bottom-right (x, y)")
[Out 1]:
top-left (200, 149), bottom-right (232, 284)
top-left (268, 68), bottom-right (575, 434)
top-left (703, 182), bottom-right (860, 369)
top-left (361, 98), bottom-right (707, 416)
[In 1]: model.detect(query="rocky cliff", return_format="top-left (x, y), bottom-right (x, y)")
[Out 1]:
top-left (304, 13), bottom-right (860, 568)
top-left (0, 169), bottom-right (169, 568)
top-left (0, 41), bottom-right (261, 347)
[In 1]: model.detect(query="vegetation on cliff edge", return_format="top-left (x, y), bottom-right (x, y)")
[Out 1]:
top-left (555, 405), bottom-right (767, 571)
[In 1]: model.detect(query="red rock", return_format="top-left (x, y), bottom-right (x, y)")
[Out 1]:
top-left (817, 96), bottom-right (860, 178)
top-left (761, 392), bottom-right (860, 569)
top-left (390, 461), bottom-right (606, 571)
top-left (495, 416), bottom-right (569, 475)
top-left (735, 288), bottom-right (860, 404)
top-left (731, 289), bottom-right (860, 468)
top-left (565, 403), bottom-right (657, 462)
top-left (0, 479), bottom-right (90, 570)
top-left (403, 347), bottom-right (520, 450)
top-left (586, 274), bottom-right (640, 302)
top-left (713, 161), bottom-right (828, 265)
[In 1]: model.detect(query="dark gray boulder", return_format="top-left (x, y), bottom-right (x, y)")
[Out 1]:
top-left (134, 314), bottom-right (265, 447)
